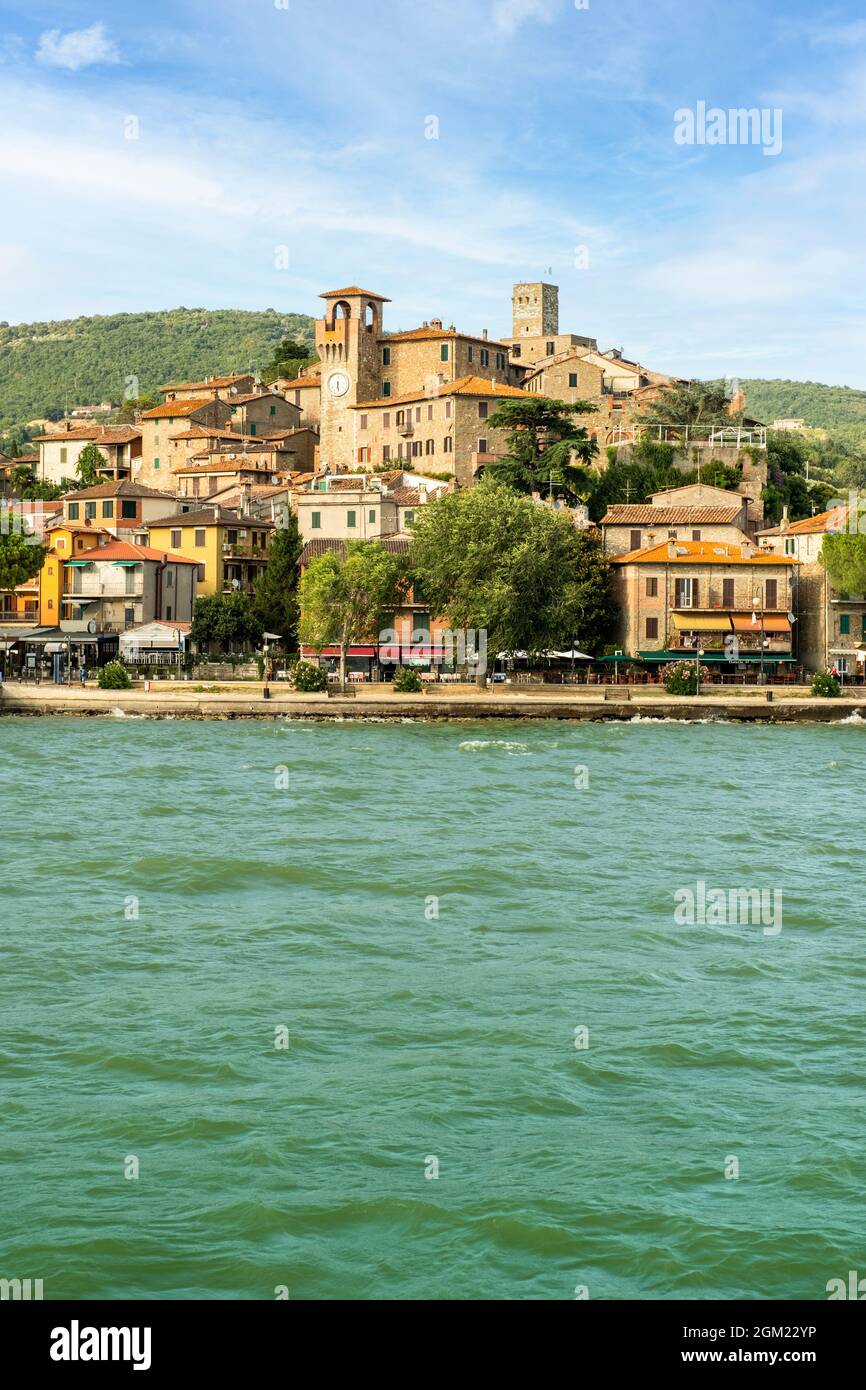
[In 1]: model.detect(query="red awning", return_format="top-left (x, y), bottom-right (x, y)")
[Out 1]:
top-left (300, 645), bottom-right (376, 658)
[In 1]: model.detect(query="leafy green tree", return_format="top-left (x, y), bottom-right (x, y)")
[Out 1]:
top-left (642, 381), bottom-right (731, 428)
top-left (820, 532), bottom-right (866, 595)
top-left (299, 540), bottom-right (407, 688)
top-left (98, 660), bottom-right (132, 690)
top-left (191, 591), bottom-right (264, 654)
top-left (263, 338), bottom-right (315, 384)
top-left (0, 511), bottom-right (47, 591)
top-left (410, 481), bottom-right (616, 661)
top-left (10, 462), bottom-right (36, 494)
top-left (484, 397), bottom-right (597, 501)
top-left (116, 395), bottom-right (158, 422)
top-left (252, 514), bottom-right (302, 644)
top-left (76, 443), bottom-right (107, 488)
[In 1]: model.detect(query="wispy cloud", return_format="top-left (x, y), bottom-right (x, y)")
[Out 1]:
top-left (492, 0), bottom-right (557, 38)
top-left (35, 23), bottom-right (120, 72)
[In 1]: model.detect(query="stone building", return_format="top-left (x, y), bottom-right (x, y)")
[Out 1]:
top-left (612, 538), bottom-right (798, 669)
top-left (34, 424), bottom-right (143, 487)
top-left (601, 485), bottom-right (751, 557)
top-left (501, 282), bottom-right (597, 368)
top-left (137, 399), bottom-right (232, 487)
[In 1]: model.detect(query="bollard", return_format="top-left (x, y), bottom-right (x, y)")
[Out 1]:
top-left (263, 686), bottom-right (271, 700)
top-left (766, 690), bottom-right (774, 702)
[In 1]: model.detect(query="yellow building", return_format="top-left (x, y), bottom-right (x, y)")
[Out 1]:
top-left (147, 507), bottom-right (274, 596)
top-left (38, 523), bottom-right (110, 626)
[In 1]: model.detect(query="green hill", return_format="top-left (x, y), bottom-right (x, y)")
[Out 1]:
top-left (0, 308), bottom-right (316, 429)
top-left (741, 378), bottom-right (866, 438)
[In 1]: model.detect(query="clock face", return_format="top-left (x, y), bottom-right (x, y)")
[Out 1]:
top-left (328, 371), bottom-right (350, 398)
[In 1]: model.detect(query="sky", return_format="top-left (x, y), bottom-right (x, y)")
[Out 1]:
top-left (1, 0), bottom-right (865, 386)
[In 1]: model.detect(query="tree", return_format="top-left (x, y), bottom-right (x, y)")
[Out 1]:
top-left (263, 338), bottom-right (315, 384)
top-left (252, 514), bottom-right (302, 644)
top-left (10, 462), bottom-right (36, 494)
top-left (299, 540), bottom-right (407, 688)
top-left (641, 381), bottom-right (731, 428)
top-left (191, 591), bottom-right (264, 653)
top-left (116, 395), bottom-right (158, 423)
top-left (820, 533), bottom-right (866, 595)
top-left (76, 443), bottom-right (107, 488)
top-left (0, 511), bottom-right (47, 591)
top-left (410, 481), bottom-right (616, 662)
top-left (484, 397), bottom-right (597, 501)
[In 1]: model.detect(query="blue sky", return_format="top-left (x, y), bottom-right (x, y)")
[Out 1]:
top-left (1, 0), bottom-right (865, 386)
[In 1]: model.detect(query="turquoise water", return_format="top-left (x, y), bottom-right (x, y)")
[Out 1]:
top-left (1, 715), bottom-right (864, 1301)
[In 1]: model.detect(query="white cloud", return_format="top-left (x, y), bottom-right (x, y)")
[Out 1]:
top-left (492, 0), bottom-right (556, 39)
top-left (35, 24), bottom-right (120, 72)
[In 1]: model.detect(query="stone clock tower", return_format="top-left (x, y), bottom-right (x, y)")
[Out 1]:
top-left (315, 286), bottom-right (390, 469)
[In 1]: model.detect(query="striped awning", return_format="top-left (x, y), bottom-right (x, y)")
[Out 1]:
top-left (671, 612), bottom-right (732, 632)
top-left (731, 614), bottom-right (791, 633)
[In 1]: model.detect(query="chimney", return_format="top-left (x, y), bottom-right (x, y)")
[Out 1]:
top-left (430, 318), bottom-right (443, 330)
top-left (780, 505), bottom-right (789, 533)
top-left (482, 329), bottom-right (488, 340)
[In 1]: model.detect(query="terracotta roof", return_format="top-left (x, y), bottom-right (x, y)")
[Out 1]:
top-left (228, 391), bottom-right (297, 406)
top-left (142, 400), bottom-right (224, 419)
top-left (167, 425), bottom-right (250, 442)
top-left (33, 426), bottom-right (141, 444)
top-left (176, 459), bottom-right (280, 474)
top-left (159, 374), bottom-right (254, 392)
top-left (379, 327), bottom-right (511, 350)
top-left (284, 376), bottom-right (321, 389)
top-left (64, 540), bottom-right (199, 566)
top-left (61, 480), bottom-right (175, 501)
top-left (758, 506), bottom-right (848, 537)
top-left (299, 536), bottom-right (410, 565)
top-left (602, 504), bottom-right (744, 525)
top-left (320, 286), bottom-right (390, 301)
top-left (352, 375), bottom-right (535, 410)
top-left (46, 521), bottom-right (112, 537)
top-left (614, 540), bottom-right (798, 566)
top-left (147, 508), bottom-right (275, 529)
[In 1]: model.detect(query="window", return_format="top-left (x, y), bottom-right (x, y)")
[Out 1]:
top-left (646, 577), bottom-right (658, 598)
top-left (102, 501), bottom-right (114, 518)
top-left (85, 502), bottom-right (96, 520)
top-left (722, 578), bottom-right (734, 607)
top-left (311, 511), bottom-right (321, 530)
top-left (383, 413), bottom-right (390, 429)
top-left (60, 447), bottom-right (67, 464)
top-left (427, 404), bottom-right (433, 421)
top-left (692, 530), bottom-right (702, 542)
top-left (121, 500), bottom-right (136, 519)
top-left (496, 352), bottom-right (506, 370)
top-left (404, 510), bottom-right (415, 526)
top-left (347, 510), bottom-right (357, 528)
top-left (194, 529), bottom-right (206, 547)
top-left (166, 606), bottom-right (172, 620)
top-left (154, 458), bottom-right (160, 470)
top-left (249, 424), bottom-right (257, 436)
top-left (646, 617), bottom-right (659, 640)
top-left (197, 565), bottom-right (205, 583)
top-left (478, 438), bottom-right (488, 453)
top-left (445, 401), bottom-right (452, 419)
top-left (369, 509), bottom-right (376, 523)
top-left (675, 577), bottom-right (697, 608)
top-left (382, 346), bottom-right (391, 366)
top-left (411, 440), bottom-right (422, 458)
top-left (358, 447), bottom-right (370, 463)
top-left (360, 414), bottom-right (368, 430)
top-left (569, 373), bottom-right (578, 388)
top-left (765, 579), bottom-right (777, 608)
top-left (425, 439), bottom-right (435, 455)
top-left (124, 607), bottom-right (135, 627)
top-left (166, 569), bottom-right (174, 589)
top-left (383, 382), bottom-right (392, 398)
top-left (443, 437), bottom-right (453, 453)
top-left (171, 529), bottom-right (181, 549)
top-left (124, 565), bottom-right (137, 595)
top-left (546, 341), bottom-right (555, 355)
top-left (840, 613), bottom-right (851, 635)
top-left (468, 346), bottom-right (474, 363)
top-left (630, 530), bottom-right (642, 551)
top-left (270, 404), bottom-right (276, 416)
top-left (396, 410), bottom-right (405, 426)
top-left (862, 615), bottom-right (866, 640)
top-left (68, 503), bottom-right (80, 520)
top-left (478, 402), bottom-right (489, 419)
top-left (382, 445), bottom-right (391, 462)
top-left (440, 343), bottom-right (449, 362)
top-left (480, 348), bottom-right (489, 367)
top-left (512, 345), bottom-right (521, 358)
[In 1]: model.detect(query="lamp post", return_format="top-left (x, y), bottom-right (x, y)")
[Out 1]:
top-left (695, 646), bottom-right (704, 697)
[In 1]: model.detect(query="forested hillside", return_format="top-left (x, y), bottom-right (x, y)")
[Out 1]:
top-left (0, 308), bottom-right (316, 428)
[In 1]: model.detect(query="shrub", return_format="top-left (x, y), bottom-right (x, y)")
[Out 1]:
top-left (811, 670), bottom-right (841, 698)
top-left (98, 660), bottom-right (132, 690)
top-left (393, 666), bottom-right (423, 693)
top-left (256, 653), bottom-right (266, 679)
top-left (293, 660), bottom-right (327, 692)
top-left (661, 659), bottom-right (709, 695)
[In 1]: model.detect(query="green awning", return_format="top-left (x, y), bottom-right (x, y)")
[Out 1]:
top-left (66, 560), bottom-right (93, 566)
top-left (112, 561), bottom-right (139, 567)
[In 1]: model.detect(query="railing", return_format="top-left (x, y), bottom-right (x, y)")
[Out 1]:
top-left (611, 423), bottom-right (767, 448)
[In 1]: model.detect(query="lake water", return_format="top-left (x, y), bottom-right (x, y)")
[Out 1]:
top-left (1, 715), bottom-right (864, 1300)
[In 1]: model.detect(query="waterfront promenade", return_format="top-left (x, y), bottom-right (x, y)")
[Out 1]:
top-left (2, 681), bottom-right (865, 722)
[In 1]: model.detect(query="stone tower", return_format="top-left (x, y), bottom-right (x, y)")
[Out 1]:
top-left (512, 282), bottom-right (559, 339)
top-left (315, 286), bottom-right (390, 468)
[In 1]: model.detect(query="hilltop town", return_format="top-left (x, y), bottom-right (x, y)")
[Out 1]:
top-left (0, 281), bottom-right (862, 689)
